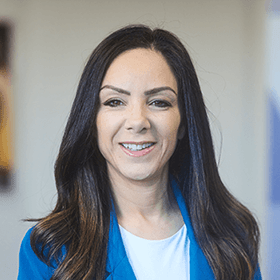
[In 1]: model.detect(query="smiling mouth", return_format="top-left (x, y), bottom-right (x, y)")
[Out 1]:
top-left (120, 142), bottom-right (155, 151)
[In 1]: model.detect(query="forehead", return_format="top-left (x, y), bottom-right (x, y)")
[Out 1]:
top-left (101, 48), bottom-right (177, 92)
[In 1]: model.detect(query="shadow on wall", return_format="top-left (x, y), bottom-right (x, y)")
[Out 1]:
top-left (268, 90), bottom-right (280, 280)
top-left (269, 91), bottom-right (280, 204)
top-left (266, 0), bottom-right (280, 13)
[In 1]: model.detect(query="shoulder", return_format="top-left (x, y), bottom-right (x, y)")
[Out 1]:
top-left (18, 226), bottom-right (56, 280)
top-left (253, 264), bottom-right (262, 280)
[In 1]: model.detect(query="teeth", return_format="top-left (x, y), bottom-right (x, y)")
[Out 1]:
top-left (122, 143), bottom-right (154, 151)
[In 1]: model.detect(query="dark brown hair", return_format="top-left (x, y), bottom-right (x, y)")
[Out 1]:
top-left (30, 24), bottom-right (260, 280)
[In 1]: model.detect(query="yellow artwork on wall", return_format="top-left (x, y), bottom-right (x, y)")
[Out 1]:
top-left (0, 22), bottom-right (13, 188)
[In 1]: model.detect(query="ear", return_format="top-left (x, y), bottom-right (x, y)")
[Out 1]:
top-left (177, 124), bottom-right (186, 140)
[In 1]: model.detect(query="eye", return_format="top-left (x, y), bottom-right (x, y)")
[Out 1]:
top-left (150, 100), bottom-right (172, 108)
top-left (103, 99), bottom-right (124, 107)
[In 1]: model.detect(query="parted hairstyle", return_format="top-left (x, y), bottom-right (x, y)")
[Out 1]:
top-left (30, 24), bottom-right (260, 280)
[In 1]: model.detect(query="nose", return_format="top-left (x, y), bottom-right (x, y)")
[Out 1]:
top-left (124, 104), bottom-right (151, 133)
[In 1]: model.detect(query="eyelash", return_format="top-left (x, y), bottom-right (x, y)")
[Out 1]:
top-left (103, 99), bottom-right (172, 108)
top-left (150, 100), bottom-right (172, 108)
top-left (103, 99), bottom-right (124, 107)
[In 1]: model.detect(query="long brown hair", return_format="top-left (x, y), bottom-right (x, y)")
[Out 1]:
top-left (30, 24), bottom-right (260, 280)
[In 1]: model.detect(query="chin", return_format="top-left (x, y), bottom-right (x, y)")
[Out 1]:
top-left (126, 173), bottom-right (151, 181)
top-left (122, 169), bottom-right (155, 181)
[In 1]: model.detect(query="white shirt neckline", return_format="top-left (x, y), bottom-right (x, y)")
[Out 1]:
top-left (119, 223), bottom-right (190, 280)
top-left (119, 224), bottom-right (186, 243)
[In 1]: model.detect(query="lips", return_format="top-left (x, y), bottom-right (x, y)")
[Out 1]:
top-left (120, 141), bottom-right (156, 145)
top-left (119, 141), bottom-right (156, 157)
top-left (120, 142), bottom-right (155, 151)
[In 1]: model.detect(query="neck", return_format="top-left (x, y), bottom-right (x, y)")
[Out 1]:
top-left (108, 166), bottom-right (174, 222)
top-left (107, 165), bottom-right (184, 240)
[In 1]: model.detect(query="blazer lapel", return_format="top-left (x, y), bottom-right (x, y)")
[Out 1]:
top-left (170, 175), bottom-right (215, 280)
top-left (105, 199), bottom-right (137, 280)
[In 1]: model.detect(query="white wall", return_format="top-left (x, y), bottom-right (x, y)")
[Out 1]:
top-left (0, 0), bottom-right (267, 279)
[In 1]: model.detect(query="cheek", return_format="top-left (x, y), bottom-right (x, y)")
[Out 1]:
top-left (96, 112), bottom-right (120, 151)
top-left (95, 124), bottom-right (111, 162)
top-left (96, 113), bottom-right (112, 138)
top-left (164, 113), bottom-right (181, 140)
top-left (96, 114), bottom-right (109, 151)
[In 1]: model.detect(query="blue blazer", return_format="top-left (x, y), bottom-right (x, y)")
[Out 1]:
top-left (18, 175), bottom-right (262, 279)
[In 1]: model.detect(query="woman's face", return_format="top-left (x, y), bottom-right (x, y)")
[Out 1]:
top-left (96, 48), bottom-right (183, 183)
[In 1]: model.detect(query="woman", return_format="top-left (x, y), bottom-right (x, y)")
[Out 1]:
top-left (18, 25), bottom-right (261, 280)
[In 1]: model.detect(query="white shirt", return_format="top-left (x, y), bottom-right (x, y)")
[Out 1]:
top-left (119, 224), bottom-right (189, 280)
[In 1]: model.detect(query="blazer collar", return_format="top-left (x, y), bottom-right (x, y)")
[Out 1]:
top-left (105, 198), bottom-right (137, 280)
top-left (170, 175), bottom-right (215, 279)
top-left (105, 174), bottom-right (215, 280)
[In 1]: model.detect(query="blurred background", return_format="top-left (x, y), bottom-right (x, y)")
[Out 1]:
top-left (0, 0), bottom-right (279, 279)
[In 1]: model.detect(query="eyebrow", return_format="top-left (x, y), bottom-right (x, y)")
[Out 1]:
top-left (99, 85), bottom-right (177, 96)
